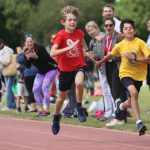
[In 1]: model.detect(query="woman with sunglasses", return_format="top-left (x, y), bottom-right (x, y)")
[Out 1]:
top-left (98, 18), bottom-right (128, 126)
top-left (24, 35), bottom-right (58, 116)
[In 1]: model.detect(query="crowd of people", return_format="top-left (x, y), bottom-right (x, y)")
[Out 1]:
top-left (0, 4), bottom-right (150, 136)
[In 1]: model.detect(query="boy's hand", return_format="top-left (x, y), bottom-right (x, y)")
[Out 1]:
top-left (66, 40), bottom-right (79, 51)
top-left (85, 51), bottom-right (96, 63)
top-left (86, 51), bottom-right (95, 58)
top-left (122, 52), bottom-right (137, 64)
top-left (95, 60), bottom-right (102, 68)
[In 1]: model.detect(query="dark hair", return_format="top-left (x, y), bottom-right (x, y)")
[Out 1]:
top-left (103, 17), bottom-right (115, 26)
top-left (102, 3), bottom-right (114, 12)
top-left (120, 18), bottom-right (135, 33)
top-left (0, 38), bottom-right (4, 44)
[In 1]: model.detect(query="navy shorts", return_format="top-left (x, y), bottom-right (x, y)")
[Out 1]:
top-left (121, 77), bottom-right (142, 98)
top-left (59, 67), bottom-right (85, 92)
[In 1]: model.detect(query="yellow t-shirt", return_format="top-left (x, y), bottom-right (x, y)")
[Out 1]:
top-left (111, 37), bottom-right (150, 81)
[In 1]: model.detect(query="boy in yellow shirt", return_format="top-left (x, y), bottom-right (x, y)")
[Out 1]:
top-left (95, 18), bottom-right (150, 136)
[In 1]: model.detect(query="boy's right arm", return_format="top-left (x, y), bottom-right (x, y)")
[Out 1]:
top-left (95, 54), bottom-right (113, 68)
top-left (50, 40), bottom-right (79, 57)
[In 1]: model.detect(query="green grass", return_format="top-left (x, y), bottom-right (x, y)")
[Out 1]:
top-left (0, 86), bottom-right (150, 134)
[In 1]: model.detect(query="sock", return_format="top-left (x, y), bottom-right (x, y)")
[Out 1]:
top-left (53, 114), bottom-right (61, 122)
top-left (76, 102), bottom-right (81, 108)
top-left (136, 120), bottom-right (143, 125)
top-left (119, 103), bottom-right (124, 110)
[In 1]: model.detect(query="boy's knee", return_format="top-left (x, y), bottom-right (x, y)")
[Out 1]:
top-left (130, 90), bottom-right (138, 99)
top-left (126, 100), bottom-right (131, 108)
top-left (76, 82), bottom-right (84, 88)
top-left (57, 97), bottom-right (64, 104)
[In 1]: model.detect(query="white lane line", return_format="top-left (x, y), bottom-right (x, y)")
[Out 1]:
top-left (0, 116), bottom-right (149, 137)
top-left (0, 125), bottom-right (150, 150)
top-left (0, 141), bottom-right (45, 150)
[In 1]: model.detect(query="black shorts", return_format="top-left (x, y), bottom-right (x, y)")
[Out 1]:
top-left (59, 67), bottom-right (85, 92)
top-left (121, 77), bottom-right (142, 98)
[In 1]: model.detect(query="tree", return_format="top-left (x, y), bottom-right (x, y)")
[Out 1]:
top-left (0, 0), bottom-right (40, 48)
top-left (25, 0), bottom-right (115, 46)
top-left (1, 0), bottom-right (115, 47)
top-left (115, 0), bottom-right (150, 40)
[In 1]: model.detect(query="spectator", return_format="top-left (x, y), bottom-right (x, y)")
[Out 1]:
top-left (85, 20), bottom-right (116, 121)
top-left (24, 35), bottom-right (58, 116)
top-left (102, 3), bottom-right (121, 33)
top-left (0, 38), bottom-right (16, 110)
top-left (102, 3), bottom-right (130, 124)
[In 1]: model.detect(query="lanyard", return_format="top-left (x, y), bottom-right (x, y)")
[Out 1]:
top-left (106, 37), bottom-right (112, 52)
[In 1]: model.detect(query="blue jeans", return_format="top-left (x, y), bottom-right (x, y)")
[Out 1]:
top-left (5, 76), bottom-right (16, 109)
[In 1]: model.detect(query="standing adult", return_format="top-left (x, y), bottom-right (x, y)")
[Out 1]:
top-left (85, 20), bottom-right (116, 121)
top-left (99, 18), bottom-right (127, 126)
top-left (0, 38), bottom-right (16, 110)
top-left (24, 35), bottom-right (58, 116)
top-left (102, 3), bottom-right (130, 124)
top-left (102, 3), bottom-right (121, 33)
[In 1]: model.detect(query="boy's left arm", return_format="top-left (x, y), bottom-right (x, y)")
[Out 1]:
top-left (136, 55), bottom-right (150, 64)
top-left (82, 39), bottom-right (96, 63)
top-left (123, 52), bottom-right (150, 64)
top-left (136, 42), bottom-right (150, 64)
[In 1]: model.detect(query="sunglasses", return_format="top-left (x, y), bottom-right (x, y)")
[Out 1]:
top-left (25, 34), bottom-right (32, 38)
top-left (104, 24), bottom-right (113, 27)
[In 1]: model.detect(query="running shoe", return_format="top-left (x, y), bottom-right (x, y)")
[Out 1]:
top-left (137, 121), bottom-right (147, 136)
top-left (106, 119), bottom-right (125, 127)
top-left (75, 106), bottom-right (86, 122)
top-left (51, 114), bottom-right (62, 135)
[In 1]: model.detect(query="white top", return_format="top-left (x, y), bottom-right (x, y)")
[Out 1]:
top-left (0, 45), bottom-right (14, 70)
top-left (146, 34), bottom-right (150, 48)
top-left (113, 17), bottom-right (121, 33)
top-left (3, 45), bottom-right (14, 54)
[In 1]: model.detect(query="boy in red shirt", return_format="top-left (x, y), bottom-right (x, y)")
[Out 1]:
top-left (50, 5), bottom-right (93, 135)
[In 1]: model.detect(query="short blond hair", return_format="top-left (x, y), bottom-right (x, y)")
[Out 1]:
top-left (16, 46), bottom-right (23, 54)
top-left (60, 5), bottom-right (80, 21)
top-left (85, 21), bottom-right (99, 32)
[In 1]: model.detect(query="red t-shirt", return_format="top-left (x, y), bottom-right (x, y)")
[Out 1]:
top-left (51, 29), bottom-right (86, 71)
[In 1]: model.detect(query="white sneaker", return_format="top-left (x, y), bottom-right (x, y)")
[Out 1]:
top-left (1, 106), bottom-right (11, 111)
top-left (106, 119), bottom-right (125, 127)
